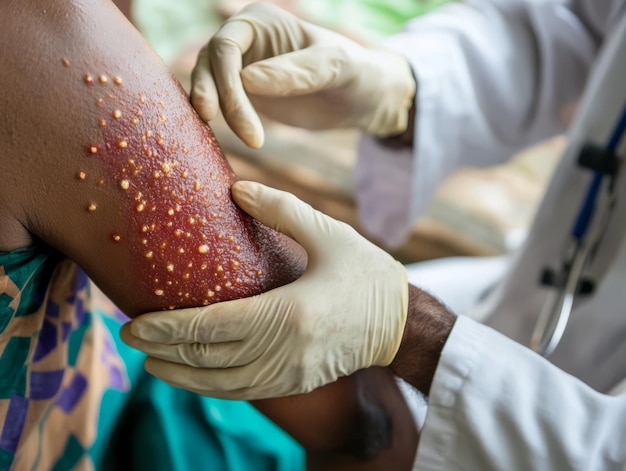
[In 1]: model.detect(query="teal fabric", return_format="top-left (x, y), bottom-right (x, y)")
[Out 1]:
top-left (0, 245), bottom-right (58, 331)
top-left (93, 313), bottom-right (305, 471)
top-left (51, 435), bottom-right (84, 471)
top-left (0, 337), bottom-right (30, 399)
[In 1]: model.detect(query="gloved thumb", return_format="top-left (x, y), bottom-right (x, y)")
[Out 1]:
top-left (231, 181), bottom-right (335, 257)
top-left (242, 46), bottom-right (347, 97)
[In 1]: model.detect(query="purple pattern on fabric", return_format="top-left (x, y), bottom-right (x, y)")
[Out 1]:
top-left (108, 365), bottom-right (125, 390)
top-left (61, 321), bottom-right (72, 342)
top-left (0, 394), bottom-right (29, 454)
top-left (56, 372), bottom-right (87, 413)
top-left (65, 293), bottom-right (76, 305)
top-left (45, 301), bottom-right (60, 319)
top-left (30, 370), bottom-right (65, 400)
top-left (32, 319), bottom-right (58, 362)
top-left (103, 334), bottom-right (117, 356)
top-left (75, 269), bottom-right (89, 291)
top-left (113, 308), bottom-right (129, 323)
top-left (64, 270), bottom-right (88, 306)
top-left (74, 298), bottom-right (86, 325)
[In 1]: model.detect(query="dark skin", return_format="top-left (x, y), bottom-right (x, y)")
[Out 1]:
top-left (392, 286), bottom-right (457, 395)
top-left (0, 0), bottom-right (417, 468)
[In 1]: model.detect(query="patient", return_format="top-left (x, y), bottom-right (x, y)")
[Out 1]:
top-left (0, 0), bottom-right (417, 469)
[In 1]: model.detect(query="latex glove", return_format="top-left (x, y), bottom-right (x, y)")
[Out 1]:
top-left (121, 181), bottom-right (408, 400)
top-left (191, 2), bottom-right (416, 148)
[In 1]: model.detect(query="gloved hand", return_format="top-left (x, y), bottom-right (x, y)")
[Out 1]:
top-left (121, 181), bottom-right (408, 400)
top-left (191, 2), bottom-right (416, 148)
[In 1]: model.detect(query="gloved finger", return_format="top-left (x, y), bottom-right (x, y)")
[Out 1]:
top-left (249, 94), bottom-right (355, 130)
top-left (190, 45), bottom-right (220, 122)
top-left (183, 380), bottom-right (303, 401)
top-left (144, 356), bottom-right (269, 394)
top-left (120, 322), bottom-right (143, 349)
top-left (127, 298), bottom-right (261, 344)
top-left (154, 377), bottom-right (276, 401)
top-left (231, 181), bottom-right (342, 258)
top-left (242, 46), bottom-right (347, 97)
top-left (122, 325), bottom-right (259, 368)
top-left (209, 21), bottom-right (265, 148)
top-left (120, 323), bottom-right (179, 359)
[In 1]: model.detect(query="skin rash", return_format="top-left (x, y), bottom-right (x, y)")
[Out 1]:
top-left (76, 67), bottom-right (305, 311)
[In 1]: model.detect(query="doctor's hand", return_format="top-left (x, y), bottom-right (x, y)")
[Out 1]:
top-left (121, 181), bottom-right (408, 400)
top-left (191, 2), bottom-right (416, 148)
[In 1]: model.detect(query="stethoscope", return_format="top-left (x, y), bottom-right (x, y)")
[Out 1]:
top-left (531, 104), bottom-right (626, 357)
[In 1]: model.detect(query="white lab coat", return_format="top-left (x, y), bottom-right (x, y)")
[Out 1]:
top-left (355, 0), bottom-right (626, 468)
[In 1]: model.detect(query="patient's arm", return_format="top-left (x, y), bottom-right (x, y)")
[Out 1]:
top-left (0, 0), bottom-right (417, 467)
top-left (0, 1), bottom-right (303, 315)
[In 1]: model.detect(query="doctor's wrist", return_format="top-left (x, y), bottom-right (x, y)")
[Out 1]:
top-left (389, 284), bottom-right (456, 395)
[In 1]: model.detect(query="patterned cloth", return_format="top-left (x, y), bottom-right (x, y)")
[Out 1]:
top-left (0, 246), bottom-right (113, 470)
top-left (0, 245), bottom-right (304, 471)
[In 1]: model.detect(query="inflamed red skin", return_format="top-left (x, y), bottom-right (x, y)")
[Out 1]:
top-left (0, 0), bottom-right (417, 468)
top-left (80, 69), bottom-right (304, 311)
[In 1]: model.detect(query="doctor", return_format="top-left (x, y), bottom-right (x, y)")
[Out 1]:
top-left (124, 1), bottom-right (626, 468)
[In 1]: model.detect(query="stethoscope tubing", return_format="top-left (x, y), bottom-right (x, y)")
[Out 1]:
top-left (532, 104), bottom-right (626, 357)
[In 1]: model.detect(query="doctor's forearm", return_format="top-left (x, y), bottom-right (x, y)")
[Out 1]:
top-left (390, 285), bottom-right (456, 394)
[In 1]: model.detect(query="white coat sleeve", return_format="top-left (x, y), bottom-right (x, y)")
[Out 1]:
top-left (355, 0), bottom-right (603, 247)
top-left (415, 315), bottom-right (626, 470)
